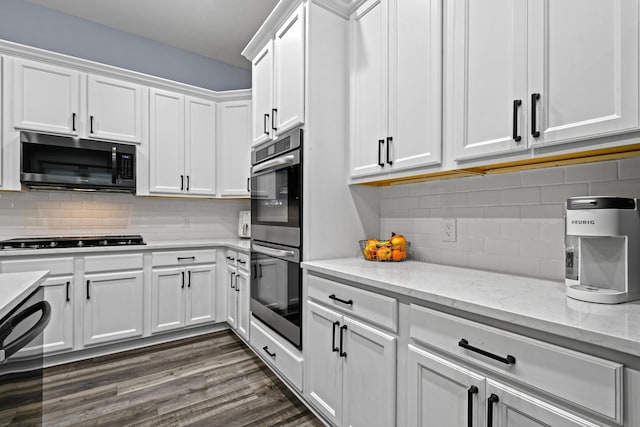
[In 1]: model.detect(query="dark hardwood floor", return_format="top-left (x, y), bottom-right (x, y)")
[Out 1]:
top-left (40, 330), bottom-right (324, 426)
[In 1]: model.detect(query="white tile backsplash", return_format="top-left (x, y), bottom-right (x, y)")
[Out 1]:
top-left (379, 158), bottom-right (640, 281)
top-left (0, 191), bottom-right (249, 241)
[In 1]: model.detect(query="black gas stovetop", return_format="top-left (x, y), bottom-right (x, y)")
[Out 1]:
top-left (0, 235), bottom-right (145, 250)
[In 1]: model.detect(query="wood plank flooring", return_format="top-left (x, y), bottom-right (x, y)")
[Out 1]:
top-left (39, 330), bottom-right (324, 426)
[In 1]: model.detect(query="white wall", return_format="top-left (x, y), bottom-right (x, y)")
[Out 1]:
top-left (0, 191), bottom-right (249, 242)
top-left (379, 157), bottom-right (640, 281)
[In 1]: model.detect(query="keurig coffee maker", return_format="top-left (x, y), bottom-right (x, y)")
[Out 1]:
top-left (565, 196), bottom-right (640, 304)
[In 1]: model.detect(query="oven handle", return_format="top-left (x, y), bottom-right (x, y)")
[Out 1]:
top-left (251, 154), bottom-right (297, 175)
top-left (252, 244), bottom-right (296, 261)
top-left (0, 300), bottom-right (51, 363)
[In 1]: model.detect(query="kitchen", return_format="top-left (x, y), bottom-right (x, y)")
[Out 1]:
top-left (1, 0), bottom-right (640, 426)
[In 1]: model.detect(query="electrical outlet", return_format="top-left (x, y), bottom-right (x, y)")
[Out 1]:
top-left (442, 218), bottom-right (457, 242)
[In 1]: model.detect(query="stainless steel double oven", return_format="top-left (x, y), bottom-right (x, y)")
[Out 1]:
top-left (250, 127), bottom-right (302, 349)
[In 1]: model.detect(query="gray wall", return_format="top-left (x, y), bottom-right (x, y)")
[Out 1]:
top-left (0, 0), bottom-right (251, 91)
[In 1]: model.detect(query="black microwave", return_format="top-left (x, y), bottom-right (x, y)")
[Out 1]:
top-left (20, 131), bottom-right (136, 193)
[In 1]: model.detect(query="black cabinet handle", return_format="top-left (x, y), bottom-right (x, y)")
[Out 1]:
top-left (187, 271), bottom-right (191, 288)
top-left (181, 175), bottom-right (184, 191)
top-left (339, 325), bottom-right (347, 358)
top-left (178, 256), bottom-right (195, 261)
top-left (247, 177), bottom-right (250, 193)
top-left (271, 108), bottom-right (277, 131)
top-left (332, 321), bottom-right (340, 353)
top-left (329, 294), bottom-right (353, 306)
top-left (186, 176), bottom-right (190, 191)
top-left (66, 281), bottom-right (70, 302)
top-left (531, 93), bottom-right (540, 138)
top-left (181, 271), bottom-right (185, 289)
top-left (512, 99), bottom-right (522, 142)
top-left (259, 264), bottom-right (263, 278)
top-left (90, 116), bottom-right (94, 133)
top-left (458, 338), bottom-right (516, 365)
top-left (264, 113), bottom-right (270, 135)
top-left (235, 274), bottom-right (240, 292)
top-left (226, 256), bottom-right (235, 261)
top-left (86, 280), bottom-right (90, 300)
top-left (230, 272), bottom-right (236, 289)
top-left (378, 139), bottom-right (385, 167)
top-left (72, 113), bottom-right (76, 132)
top-left (238, 259), bottom-right (246, 265)
top-left (468, 385), bottom-right (478, 427)
top-left (487, 394), bottom-right (499, 427)
top-left (386, 136), bottom-right (393, 165)
top-left (263, 345), bottom-right (276, 358)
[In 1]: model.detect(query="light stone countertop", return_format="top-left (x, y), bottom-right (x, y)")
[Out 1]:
top-left (301, 258), bottom-right (640, 357)
top-left (0, 238), bottom-right (251, 257)
top-left (0, 270), bottom-right (49, 321)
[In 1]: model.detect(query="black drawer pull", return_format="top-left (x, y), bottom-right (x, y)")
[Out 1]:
top-left (86, 280), bottom-right (90, 300)
top-left (378, 139), bottom-right (385, 167)
top-left (328, 294), bottom-right (353, 306)
top-left (66, 281), bottom-right (70, 302)
top-left (263, 346), bottom-right (276, 358)
top-left (468, 385), bottom-right (478, 427)
top-left (386, 136), bottom-right (393, 165)
top-left (512, 99), bottom-right (522, 142)
top-left (531, 93), bottom-right (541, 138)
top-left (226, 256), bottom-right (235, 261)
top-left (459, 339), bottom-right (516, 365)
top-left (332, 321), bottom-right (340, 353)
top-left (177, 256), bottom-right (195, 261)
top-left (72, 113), bottom-right (76, 132)
top-left (487, 394), bottom-right (499, 427)
top-left (339, 325), bottom-right (347, 358)
top-left (181, 271), bottom-right (185, 289)
top-left (238, 259), bottom-right (246, 265)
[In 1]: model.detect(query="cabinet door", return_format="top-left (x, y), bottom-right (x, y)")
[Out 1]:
top-left (226, 265), bottom-right (238, 329)
top-left (528, 0), bottom-right (640, 147)
top-left (252, 41), bottom-right (274, 145)
top-left (149, 88), bottom-right (184, 194)
top-left (342, 316), bottom-right (396, 427)
top-left (487, 380), bottom-right (599, 427)
top-left (83, 270), bottom-right (144, 346)
top-left (305, 301), bottom-right (343, 426)
top-left (235, 268), bottom-right (250, 340)
top-left (274, 4), bottom-right (305, 135)
top-left (87, 75), bottom-right (143, 143)
top-left (407, 344), bottom-right (486, 427)
top-left (185, 96), bottom-right (216, 196)
top-left (151, 267), bottom-right (185, 333)
top-left (217, 101), bottom-right (251, 197)
top-left (13, 58), bottom-right (80, 135)
top-left (350, 0), bottom-right (389, 177)
top-left (388, 0), bottom-right (442, 171)
top-left (447, 0), bottom-right (528, 161)
top-left (186, 264), bottom-right (216, 326)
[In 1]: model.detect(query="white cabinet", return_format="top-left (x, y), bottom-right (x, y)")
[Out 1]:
top-left (83, 270), bottom-right (144, 346)
top-left (306, 300), bottom-right (396, 427)
top-left (225, 250), bottom-right (250, 341)
top-left (447, 0), bottom-right (640, 162)
top-left (12, 58), bottom-right (80, 135)
top-left (251, 4), bottom-right (305, 145)
top-left (149, 88), bottom-right (216, 196)
top-left (12, 58), bottom-right (144, 143)
top-left (350, 0), bottom-right (442, 178)
top-left (87, 74), bottom-right (143, 143)
top-left (216, 100), bottom-right (251, 197)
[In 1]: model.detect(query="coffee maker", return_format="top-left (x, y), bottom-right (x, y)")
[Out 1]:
top-left (565, 196), bottom-right (640, 304)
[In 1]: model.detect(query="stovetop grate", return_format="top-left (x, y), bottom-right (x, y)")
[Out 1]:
top-left (0, 235), bottom-right (145, 249)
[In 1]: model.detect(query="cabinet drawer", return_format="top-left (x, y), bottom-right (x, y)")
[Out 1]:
top-left (237, 252), bottom-right (249, 271)
top-left (225, 250), bottom-right (238, 267)
top-left (307, 274), bottom-right (398, 332)
top-left (151, 249), bottom-right (216, 267)
top-left (250, 319), bottom-right (303, 392)
top-left (1, 257), bottom-right (74, 276)
top-left (409, 304), bottom-right (623, 422)
top-left (85, 254), bottom-right (143, 272)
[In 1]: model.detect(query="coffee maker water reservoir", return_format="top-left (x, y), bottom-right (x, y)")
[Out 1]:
top-left (565, 197), bottom-right (640, 304)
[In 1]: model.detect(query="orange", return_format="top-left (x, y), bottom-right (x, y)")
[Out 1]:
top-left (390, 233), bottom-right (407, 250)
top-left (391, 249), bottom-right (406, 261)
top-left (377, 246), bottom-right (392, 261)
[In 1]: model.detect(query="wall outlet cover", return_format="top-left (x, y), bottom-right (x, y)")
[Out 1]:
top-left (442, 218), bottom-right (457, 242)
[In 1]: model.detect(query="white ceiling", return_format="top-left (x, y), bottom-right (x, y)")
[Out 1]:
top-left (24, 0), bottom-right (279, 69)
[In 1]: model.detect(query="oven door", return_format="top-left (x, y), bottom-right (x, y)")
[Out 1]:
top-left (250, 242), bottom-right (301, 349)
top-left (251, 149), bottom-right (301, 247)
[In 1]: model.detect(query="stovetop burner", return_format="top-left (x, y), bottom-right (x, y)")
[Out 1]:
top-left (0, 235), bottom-right (145, 250)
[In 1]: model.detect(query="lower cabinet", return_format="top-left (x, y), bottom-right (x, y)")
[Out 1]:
top-left (40, 276), bottom-right (74, 354)
top-left (83, 269), bottom-right (144, 346)
top-left (305, 300), bottom-right (396, 427)
top-left (151, 264), bottom-right (216, 333)
top-left (226, 250), bottom-right (250, 341)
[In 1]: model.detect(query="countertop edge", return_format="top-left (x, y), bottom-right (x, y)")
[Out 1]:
top-left (0, 270), bottom-right (49, 321)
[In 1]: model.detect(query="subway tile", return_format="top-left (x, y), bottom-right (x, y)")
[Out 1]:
top-left (407, 208), bottom-right (432, 218)
top-left (521, 167), bottom-right (564, 187)
top-left (590, 179), bottom-right (640, 198)
top-left (498, 255), bottom-right (540, 278)
top-left (565, 161), bottom-right (617, 183)
top-left (501, 222), bottom-right (539, 240)
top-left (541, 182), bottom-right (587, 202)
top-left (468, 221), bottom-right (500, 238)
top-left (519, 240), bottom-right (564, 260)
top-left (539, 259), bottom-right (564, 281)
top-left (520, 204), bottom-right (564, 219)
top-left (539, 221), bottom-right (564, 241)
top-left (441, 249), bottom-right (470, 267)
top-left (468, 190), bottom-right (502, 206)
top-left (485, 205), bottom-right (521, 219)
top-left (417, 194), bottom-right (442, 209)
top-left (453, 207), bottom-right (485, 218)
top-left (502, 187), bottom-right (541, 205)
top-left (619, 157), bottom-right (640, 180)
top-left (468, 253), bottom-right (502, 272)
top-left (485, 238), bottom-right (520, 255)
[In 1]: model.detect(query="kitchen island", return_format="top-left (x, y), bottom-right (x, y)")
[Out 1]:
top-left (0, 270), bottom-right (48, 320)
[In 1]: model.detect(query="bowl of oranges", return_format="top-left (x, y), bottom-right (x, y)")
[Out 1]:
top-left (359, 233), bottom-right (410, 262)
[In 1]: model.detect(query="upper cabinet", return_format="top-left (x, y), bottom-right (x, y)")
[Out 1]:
top-left (350, 0), bottom-right (442, 178)
top-left (251, 4), bottom-right (305, 146)
top-left (217, 100), bottom-right (251, 198)
top-left (448, 0), bottom-right (640, 163)
top-left (12, 58), bottom-right (144, 143)
top-left (149, 88), bottom-right (216, 197)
